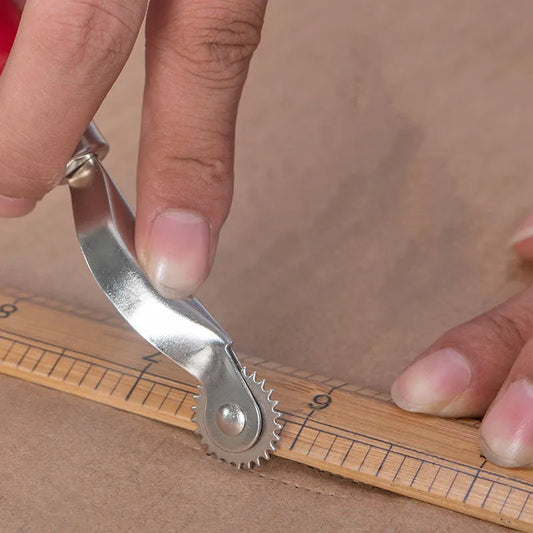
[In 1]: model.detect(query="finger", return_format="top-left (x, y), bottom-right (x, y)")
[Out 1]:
top-left (479, 342), bottom-right (533, 467)
top-left (391, 287), bottom-right (533, 417)
top-left (509, 214), bottom-right (533, 260)
top-left (135, 0), bottom-right (267, 298)
top-left (0, 0), bottom-right (147, 215)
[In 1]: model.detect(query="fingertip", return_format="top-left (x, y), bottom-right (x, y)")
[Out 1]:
top-left (391, 348), bottom-right (472, 416)
top-left (479, 379), bottom-right (533, 468)
top-left (511, 238), bottom-right (533, 261)
top-left (0, 195), bottom-right (36, 217)
top-left (136, 209), bottom-right (214, 299)
top-left (509, 214), bottom-right (533, 260)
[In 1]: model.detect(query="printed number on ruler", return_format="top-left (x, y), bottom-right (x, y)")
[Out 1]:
top-left (0, 304), bottom-right (17, 319)
top-left (308, 393), bottom-right (332, 410)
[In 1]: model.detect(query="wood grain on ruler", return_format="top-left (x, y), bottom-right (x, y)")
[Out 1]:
top-left (0, 287), bottom-right (532, 531)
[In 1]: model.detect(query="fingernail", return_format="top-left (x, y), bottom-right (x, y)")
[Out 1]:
top-left (0, 195), bottom-right (36, 217)
top-left (391, 348), bottom-right (472, 415)
top-left (509, 214), bottom-right (533, 247)
top-left (144, 210), bottom-right (212, 299)
top-left (480, 379), bottom-right (533, 467)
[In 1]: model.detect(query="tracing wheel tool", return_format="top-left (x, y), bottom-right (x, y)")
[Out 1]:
top-left (0, 0), bottom-right (280, 469)
top-left (4, 2), bottom-right (533, 531)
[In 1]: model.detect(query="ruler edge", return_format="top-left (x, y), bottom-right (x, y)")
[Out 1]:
top-left (0, 287), bottom-right (527, 531)
top-left (0, 340), bottom-right (519, 532)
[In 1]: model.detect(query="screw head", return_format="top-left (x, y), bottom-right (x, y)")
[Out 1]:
top-left (216, 403), bottom-right (246, 436)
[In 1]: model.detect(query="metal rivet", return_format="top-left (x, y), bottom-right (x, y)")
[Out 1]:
top-left (216, 403), bottom-right (246, 436)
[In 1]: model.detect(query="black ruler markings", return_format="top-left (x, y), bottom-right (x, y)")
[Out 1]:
top-left (281, 413), bottom-right (533, 516)
top-left (288, 382), bottom-right (347, 451)
top-left (0, 288), bottom-right (123, 326)
top-left (392, 456), bottom-right (408, 484)
top-left (463, 459), bottom-right (487, 503)
top-left (0, 331), bottom-right (197, 415)
top-left (124, 353), bottom-right (160, 401)
top-left (1, 327), bottom-right (533, 521)
top-left (0, 328), bottom-right (196, 392)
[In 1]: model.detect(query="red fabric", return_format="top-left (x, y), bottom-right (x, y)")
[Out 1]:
top-left (0, 0), bottom-right (21, 74)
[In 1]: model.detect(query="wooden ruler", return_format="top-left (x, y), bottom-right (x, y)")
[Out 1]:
top-left (0, 287), bottom-right (531, 531)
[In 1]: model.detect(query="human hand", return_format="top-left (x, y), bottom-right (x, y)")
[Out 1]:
top-left (0, 0), bottom-right (266, 298)
top-left (392, 220), bottom-right (533, 468)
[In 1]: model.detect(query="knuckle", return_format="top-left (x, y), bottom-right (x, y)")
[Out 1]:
top-left (171, 155), bottom-right (230, 186)
top-left (434, 304), bottom-right (533, 369)
top-left (38, 0), bottom-right (140, 75)
top-left (477, 310), bottom-right (527, 352)
top-left (153, 152), bottom-right (231, 191)
top-left (0, 133), bottom-right (64, 198)
top-left (0, 156), bottom-right (61, 198)
top-left (156, 6), bottom-right (264, 83)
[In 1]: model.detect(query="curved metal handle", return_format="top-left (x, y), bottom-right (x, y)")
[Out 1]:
top-left (67, 151), bottom-right (262, 455)
top-left (68, 156), bottom-right (232, 379)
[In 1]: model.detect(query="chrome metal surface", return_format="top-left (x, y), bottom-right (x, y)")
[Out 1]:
top-left (65, 122), bottom-right (109, 180)
top-left (217, 403), bottom-right (246, 436)
top-left (193, 369), bottom-right (281, 468)
top-left (63, 123), bottom-right (280, 466)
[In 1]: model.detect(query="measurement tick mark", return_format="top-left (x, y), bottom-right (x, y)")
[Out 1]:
top-left (1, 340), bottom-right (14, 361)
top-left (445, 472), bottom-right (459, 499)
top-left (358, 446), bottom-right (372, 472)
top-left (15, 345), bottom-right (30, 367)
top-left (427, 466), bottom-right (441, 493)
top-left (392, 456), bottom-right (407, 484)
top-left (499, 487), bottom-right (513, 514)
top-left (375, 445), bottom-right (392, 476)
top-left (157, 387), bottom-right (171, 411)
top-left (340, 441), bottom-right (355, 467)
top-left (110, 374), bottom-right (124, 396)
top-left (518, 493), bottom-right (530, 520)
top-left (463, 460), bottom-right (487, 503)
top-left (323, 436), bottom-right (338, 461)
top-left (410, 461), bottom-right (424, 488)
top-left (47, 349), bottom-right (65, 377)
top-left (288, 410), bottom-right (315, 451)
top-left (125, 361), bottom-right (154, 401)
top-left (481, 482), bottom-right (495, 509)
top-left (30, 350), bottom-right (46, 372)
top-left (78, 363), bottom-right (93, 386)
top-left (141, 382), bottom-right (156, 405)
top-left (307, 430), bottom-right (321, 455)
top-left (94, 368), bottom-right (108, 390)
top-left (173, 392), bottom-right (188, 416)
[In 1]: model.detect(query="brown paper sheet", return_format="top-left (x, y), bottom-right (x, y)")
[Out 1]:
top-left (1, 1), bottom-right (529, 530)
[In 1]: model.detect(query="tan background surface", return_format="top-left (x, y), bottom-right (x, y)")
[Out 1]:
top-left (1, 1), bottom-right (531, 530)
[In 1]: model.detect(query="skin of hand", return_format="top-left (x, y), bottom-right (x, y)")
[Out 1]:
top-left (0, 0), bottom-right (267, 298)
top-left (392, 225), bottom-right (533, 469)
top-left (7, 1), bottom-right (533, 472)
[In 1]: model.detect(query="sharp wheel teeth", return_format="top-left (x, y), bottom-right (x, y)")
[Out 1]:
top-left (194, 368), bottom-right (281, 469)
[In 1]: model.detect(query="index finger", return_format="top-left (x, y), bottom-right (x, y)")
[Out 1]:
top-left (0, 0), bottom-right (146, 210)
